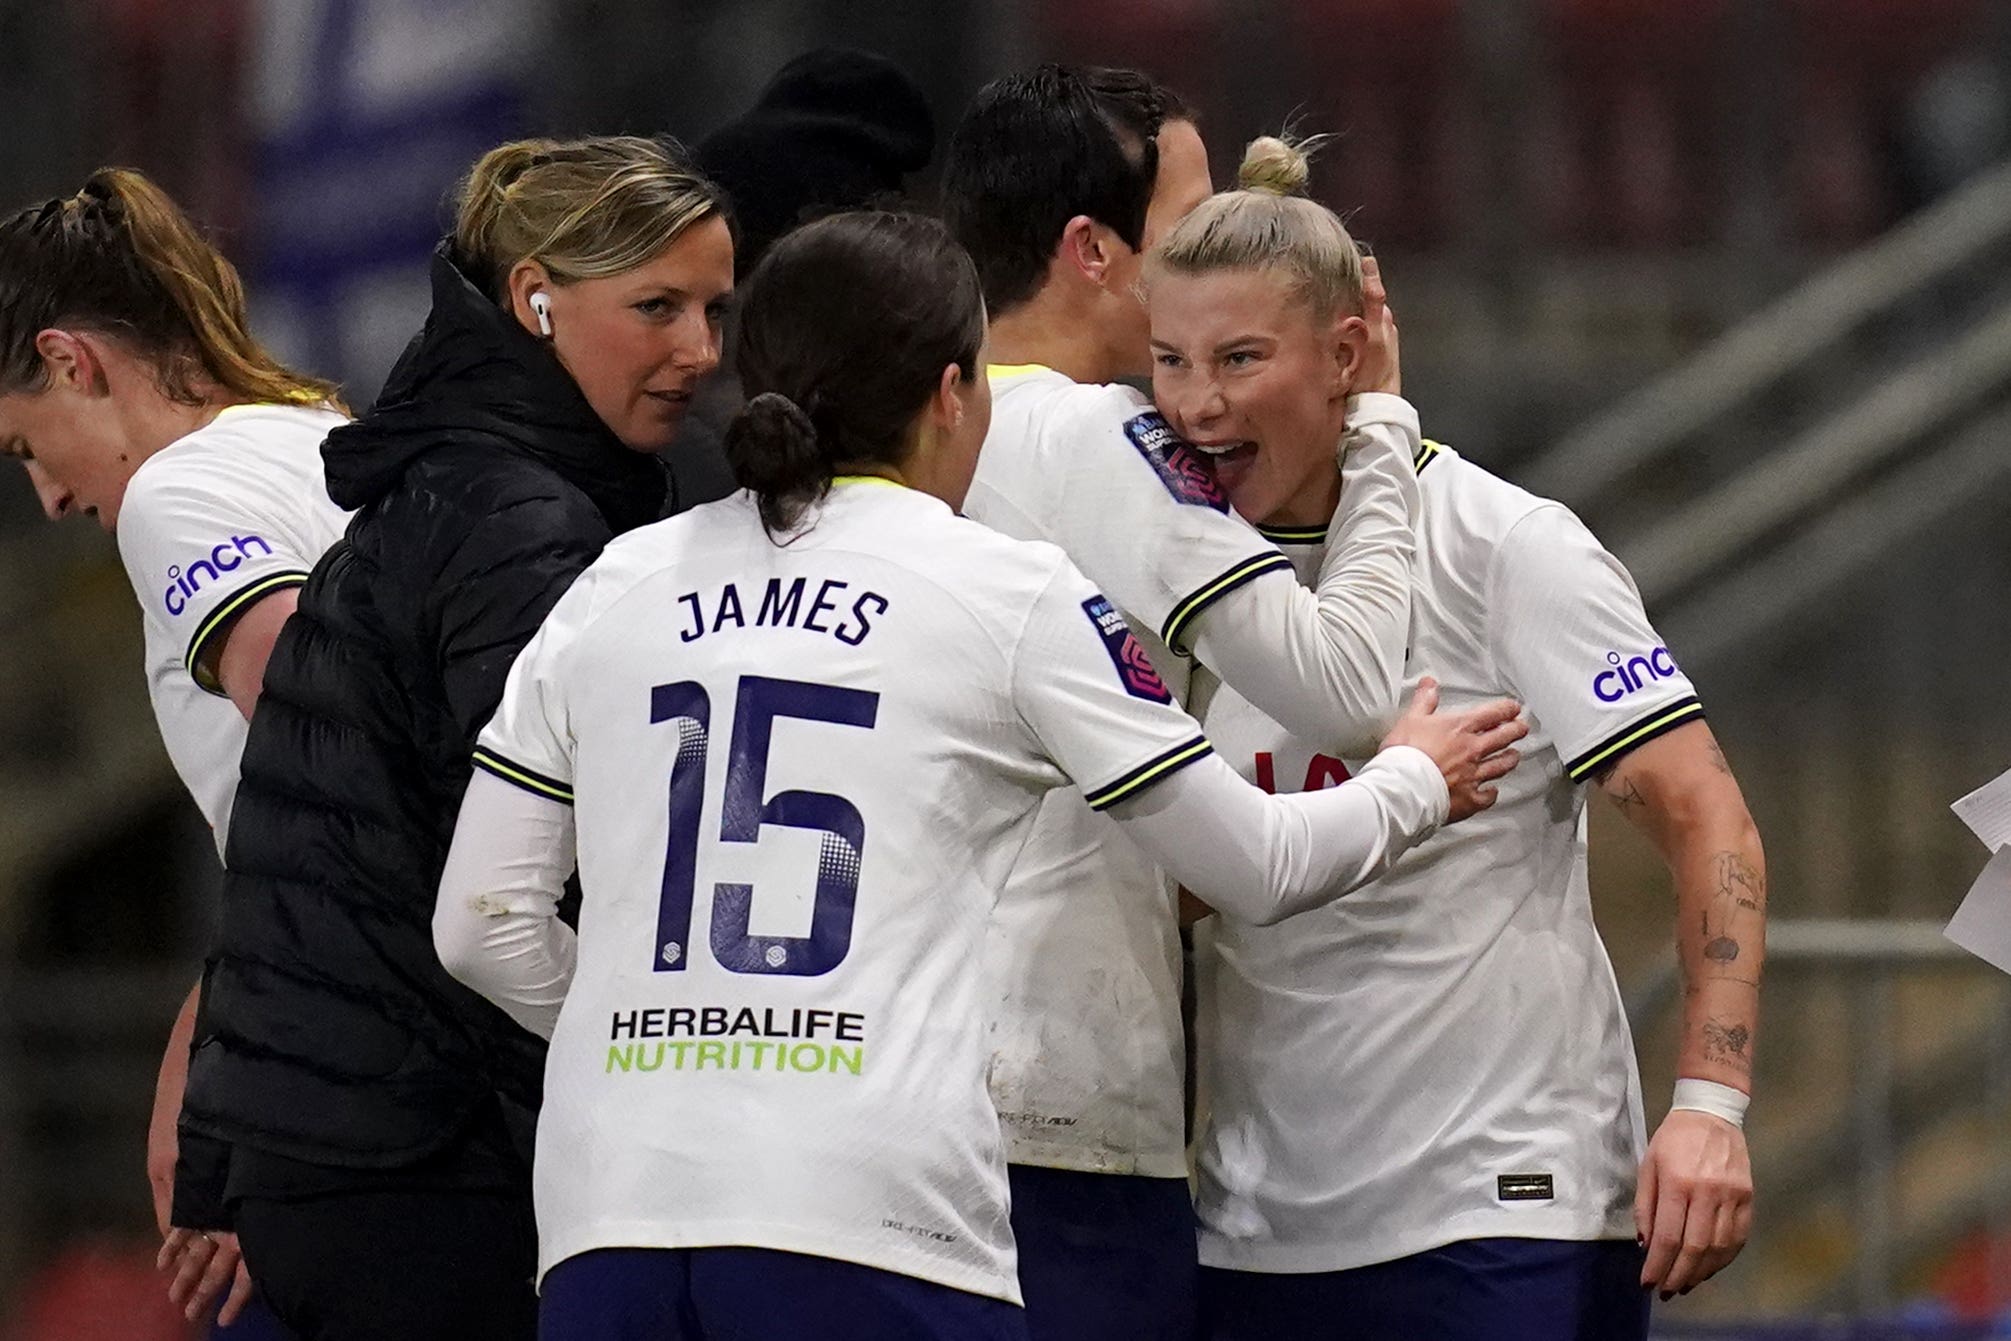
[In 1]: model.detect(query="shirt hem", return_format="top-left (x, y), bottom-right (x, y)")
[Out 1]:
top-left (1197, 1206), bottom-right (1638, 1274)
top-left (1004, 1145), bottom-right (1190, 1179)
top-left (536, 1218), bottom-right (1022, 1306)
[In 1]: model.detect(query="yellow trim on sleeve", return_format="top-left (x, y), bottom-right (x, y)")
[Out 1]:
top-left (1161, 553), bottom-right (1296, 656)
top-left (472, 748), bottom-right (575, 804)
top-left (183, 571), bottom-right (311, 694)
top-left (1565, 699), bottom-right (1706, 781)
top-left (1084, 737), bottom-right (1215, 811)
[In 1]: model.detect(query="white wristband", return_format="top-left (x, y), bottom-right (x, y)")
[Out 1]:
top-left (1671, 1078), bottom-right (1749, 1128)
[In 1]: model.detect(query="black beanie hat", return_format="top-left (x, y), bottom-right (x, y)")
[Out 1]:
top-left (697, 47), bottom-right (935, 276)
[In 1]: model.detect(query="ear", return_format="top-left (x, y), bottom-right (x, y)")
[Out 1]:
top-left (1058, 215), bottom-right (1122, 289)
top-left (932, 362), bottom-right (967, 433)
top-left (905, 363), bottom-right (968, 470)
top-left (504, 259), bottom-right (554, 337)
top-left (1329, 311), bottom-right (1370, 399)
top-left (33, 329), bottom-right (108, 397)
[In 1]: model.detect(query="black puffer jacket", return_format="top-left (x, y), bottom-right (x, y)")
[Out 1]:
top-left (179, 244), bottom-right (670, 1188)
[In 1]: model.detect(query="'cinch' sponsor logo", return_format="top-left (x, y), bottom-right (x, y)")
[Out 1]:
top-left (163, 535), bottom-right (275, 616)
top-left (1593, 647), bottom-right (1679, 703)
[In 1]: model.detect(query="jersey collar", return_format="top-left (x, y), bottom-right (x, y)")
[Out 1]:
top-left (1255, 522), bottom-right (1329, 545)
top-left (985, 362), bottom-right (1055, 382)
top-left (1256, 438), bottom-right (1450, 545)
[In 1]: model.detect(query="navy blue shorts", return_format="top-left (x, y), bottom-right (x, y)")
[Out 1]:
top-left (1008, 1165), bottom-right (1198, 1341)
top-left (1199, 1238), bottom-right (1650, 1341)
top-left (538, 1245), bottom-right (1029, 1341)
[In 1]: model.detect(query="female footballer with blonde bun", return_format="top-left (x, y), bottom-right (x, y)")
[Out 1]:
top-left (1154, 136), bottom-right (1767, 1341)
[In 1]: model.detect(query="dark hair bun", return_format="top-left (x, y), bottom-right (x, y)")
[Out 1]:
top-left (725, 391), bottom-right (825, 530)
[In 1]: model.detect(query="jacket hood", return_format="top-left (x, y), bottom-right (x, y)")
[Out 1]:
top-left (323, 241), bottom-right (668, 531)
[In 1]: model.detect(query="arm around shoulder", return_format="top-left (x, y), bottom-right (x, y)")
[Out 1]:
top-left (1184, 393), bottom-right (1420, 754)
top-left (1109, 685), bottom-right (1527, 924)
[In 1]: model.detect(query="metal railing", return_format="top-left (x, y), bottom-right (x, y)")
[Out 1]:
top-left (1508, 155), bottom-right (2011, 684)
top-left (1542, 160), bottom-right (2011, 1320)
top-left (1523, 157), bottom-right (2011, 509)
top-left (1653, 398), bottom-right (2011, 669)
top-left (1623, 308), bottom-right (2011, 604)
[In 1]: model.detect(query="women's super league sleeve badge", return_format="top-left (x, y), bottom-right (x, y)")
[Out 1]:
top-left (1081, 595), bottom-right (1173, 703)
top-left (1123, 411), bottom-right (1228, 512)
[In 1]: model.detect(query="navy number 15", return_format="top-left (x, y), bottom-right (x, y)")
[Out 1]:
top-left (649, 675), bottom-right (878, 977)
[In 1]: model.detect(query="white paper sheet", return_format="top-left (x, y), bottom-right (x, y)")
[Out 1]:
top-left (1946, 847), bottom-right (2011, 974)
top-left (1953, 769), bottom-right (2011, 851)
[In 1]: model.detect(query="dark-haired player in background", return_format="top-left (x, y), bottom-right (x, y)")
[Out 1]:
top-left (942, 64), bottom-right (1424, 1340)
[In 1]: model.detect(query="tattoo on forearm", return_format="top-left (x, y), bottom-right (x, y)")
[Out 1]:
top-left (1695, 849), bottom-right (1766, 986)
top-left (1705, 740), bottom-right (1733, 776)
top-left (1702, 1017), bottom-right (1754, 1072)
top-left (1714, 851), bottom-right (1765, 911)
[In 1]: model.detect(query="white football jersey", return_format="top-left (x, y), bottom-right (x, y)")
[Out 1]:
top-left (965, 365), bottom-right (1293, 1176)
top-left (1195, 442), bottom-right (1705, 1271)
top-left (474, 480), bottom-right (1219, 1302)
top-left (115, 403), bottom-right (350, 854)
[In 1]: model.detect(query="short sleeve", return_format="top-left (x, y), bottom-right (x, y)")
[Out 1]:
top-left (1026, 387), bottom-right (1294, 654)
top-left (1011, 560), bottom-right (1217, 812)
top-left (471, 568), bottom-right (600, 806)
top-left (116, 457), bottom-right (320, 694)
top-left (1487, 505), bottom-right (1706, 782)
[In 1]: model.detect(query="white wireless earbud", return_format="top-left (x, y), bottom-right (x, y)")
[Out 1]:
top-left (529, 291), bottom-right (553, 337)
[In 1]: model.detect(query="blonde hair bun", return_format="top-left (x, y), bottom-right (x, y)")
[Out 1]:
top-left (1150, 128), bottom-right (1363, 319)
top-left (1238, 134), bottom-right (1316, 197)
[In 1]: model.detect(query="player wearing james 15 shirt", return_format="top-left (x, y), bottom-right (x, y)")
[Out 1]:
top-left (432, 210), bottom-right (1524, 1341)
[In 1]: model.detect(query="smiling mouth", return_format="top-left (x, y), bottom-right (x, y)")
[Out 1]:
top-left (645, 388), bottom-right (692, 412)
top-left (1192, 440), bottom-right (1258, 466)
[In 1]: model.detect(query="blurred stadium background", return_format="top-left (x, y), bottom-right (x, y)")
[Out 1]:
top-left (4, 0), bottom-right (2011, 1335)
